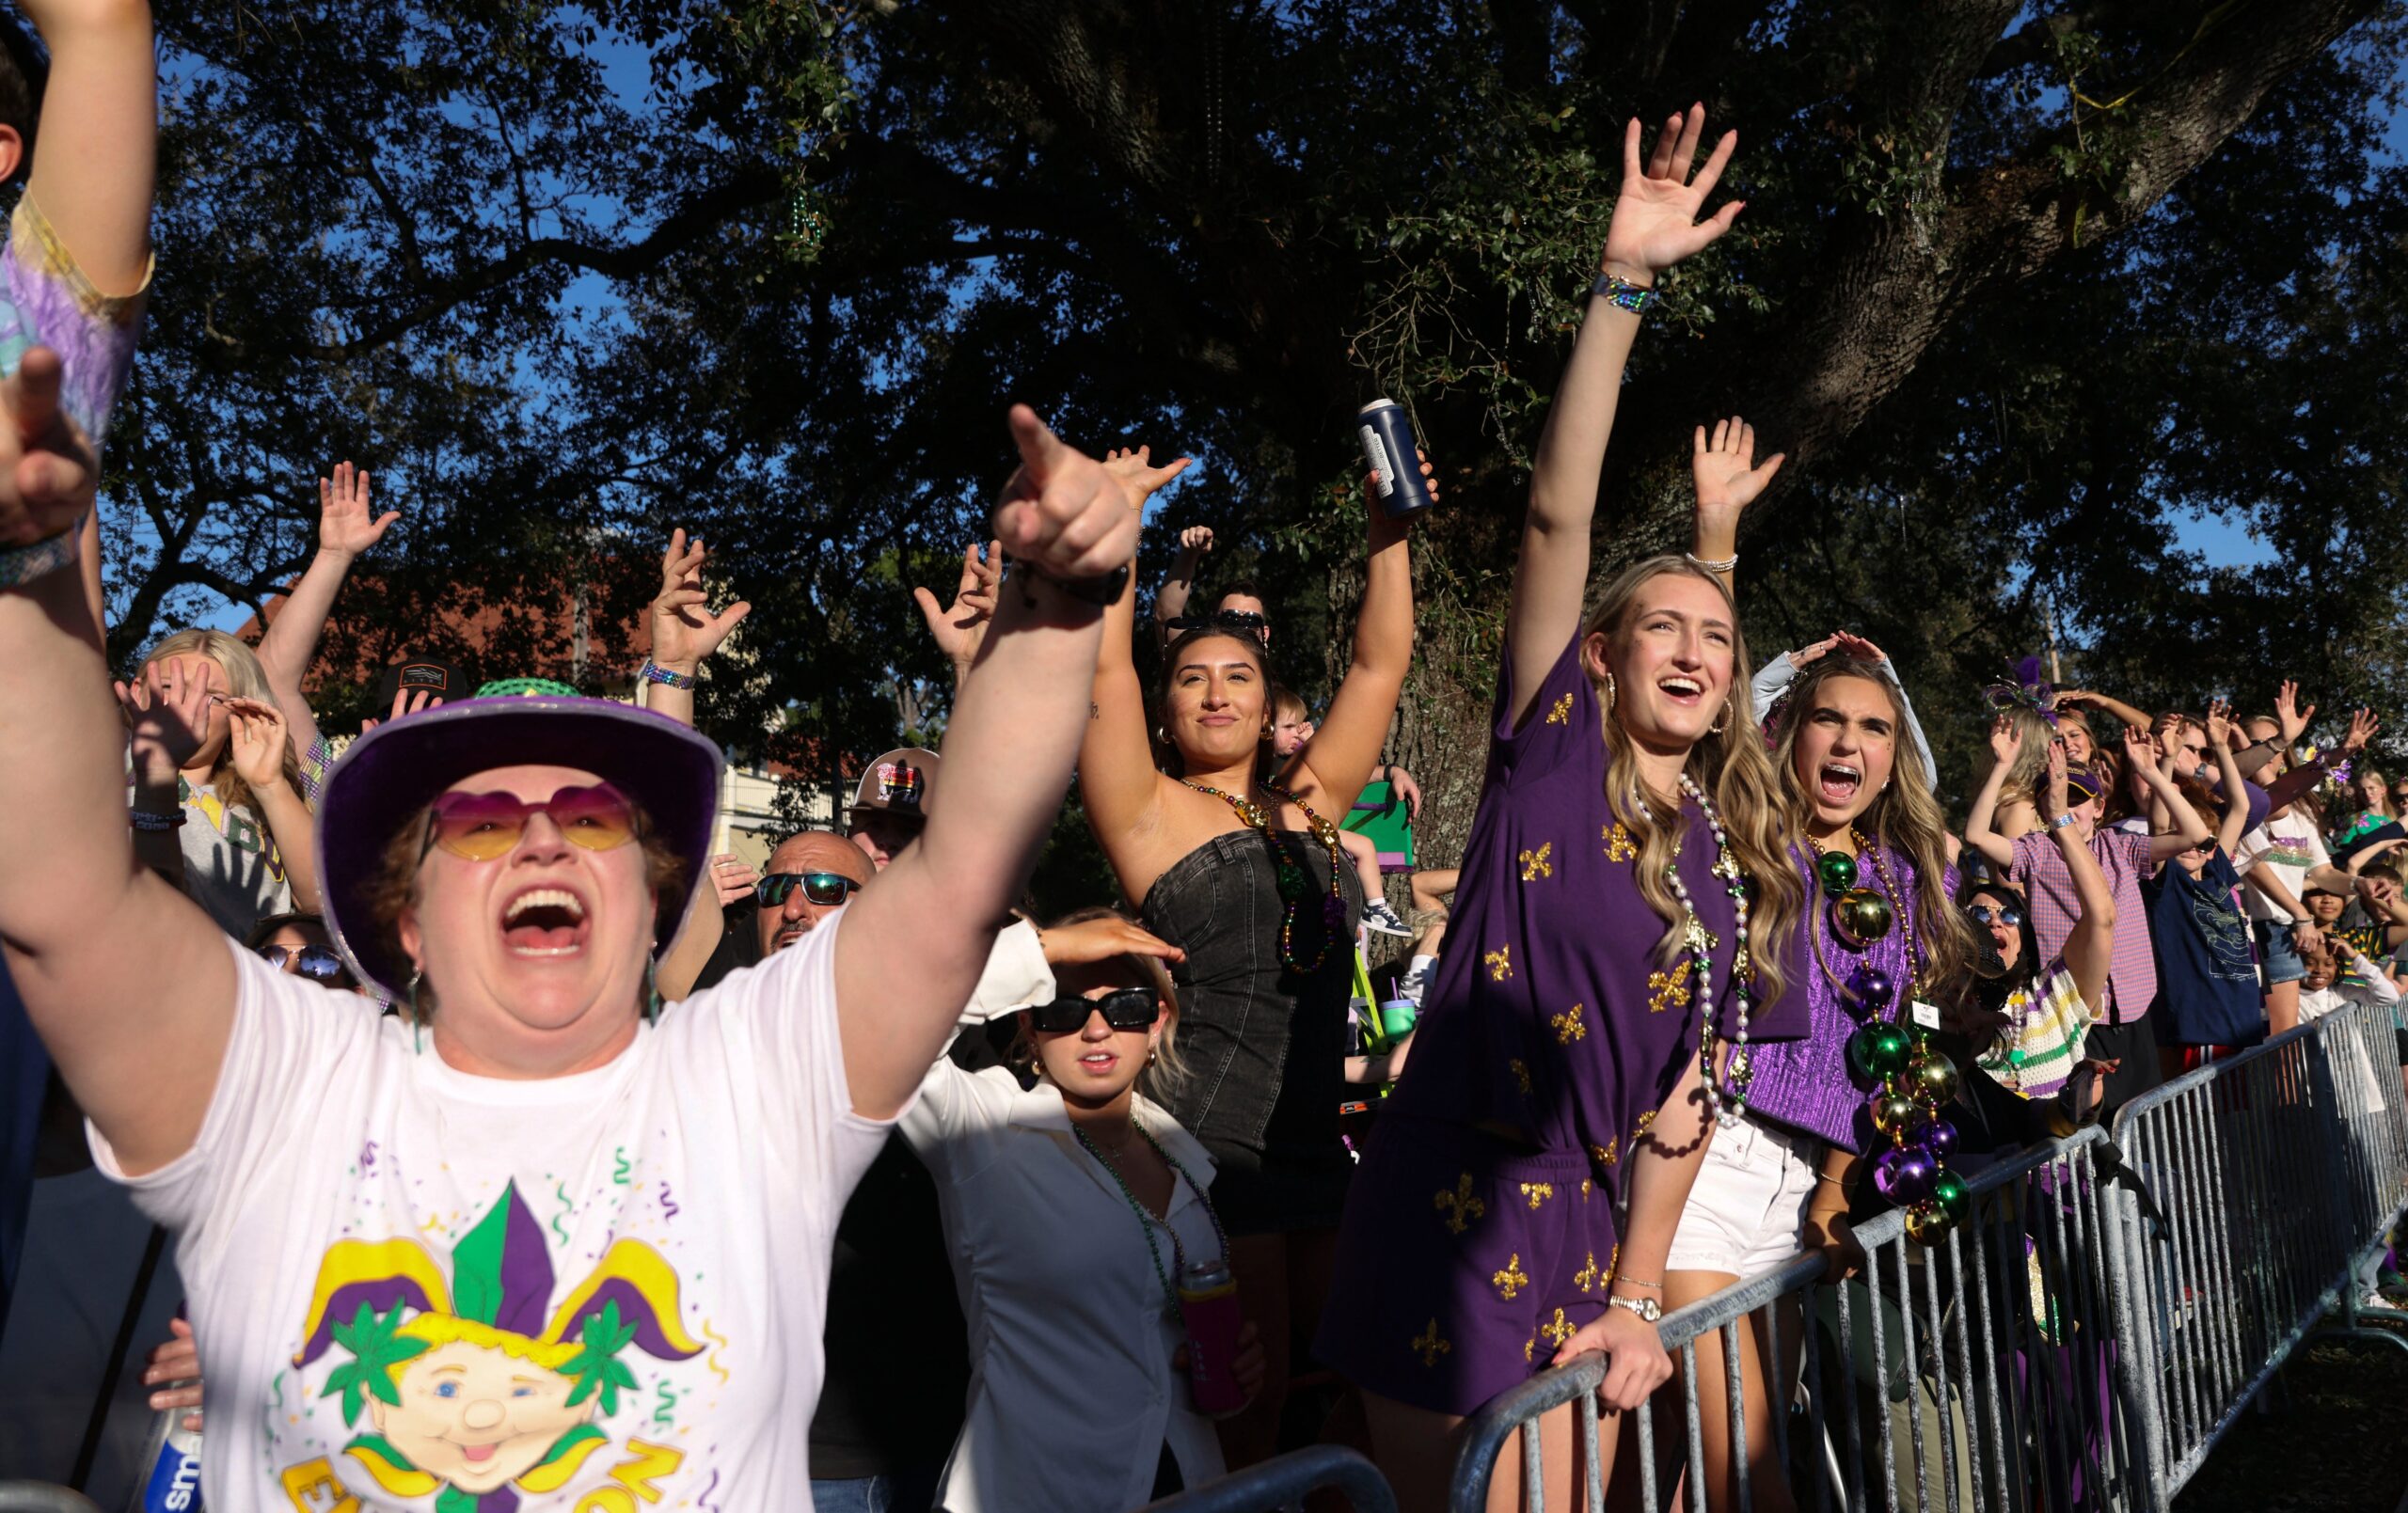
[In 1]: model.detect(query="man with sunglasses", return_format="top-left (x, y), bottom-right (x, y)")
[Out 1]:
top-left (755, 832), bottom-right (873, 958)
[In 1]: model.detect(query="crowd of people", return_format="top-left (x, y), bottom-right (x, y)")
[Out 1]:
top-left (0, 10), bottom-right (2400, 1510)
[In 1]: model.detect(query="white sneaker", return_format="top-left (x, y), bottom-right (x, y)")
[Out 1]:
top-left (1363, 898), bottom-right (1413, 937)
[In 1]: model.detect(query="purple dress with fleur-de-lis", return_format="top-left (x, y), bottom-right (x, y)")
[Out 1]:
top-left (1314, 634), bottom-right (1805, 1414)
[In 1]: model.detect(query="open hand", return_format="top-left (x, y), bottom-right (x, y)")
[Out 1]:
top-left (1552, 1300), bottom-right (1673, 1411)
top-left (1831, 630), bottom-right (1887, 664)
top-left (116, 661), bottom-right (213, 775)
top-left (316, 461), bottom-right (399, 559)
top-left (0, 347), bottom-right (97, 547)
top-left (1599, 103), bottom-right (1744, 278)
top-left (224, 697), bottom-right (291, 793)
top-left (2343, 707), bottom-right (2381, 756)
top-left (1690, 416), bottom-right (1783, 529)
top-left (993, 407), bottom-right (1142, 585)
top-left (142, 1317), bottom-right (204, 1434)
top-left (911, 539), bottom-right (1002, 671)
top-left (650, 529), bottom-right (752, 673)
top-left (1101, 445), bottom-right (1194, 508)
top-left (362, 686), bottom-right (442, 736)
top-left (1039, 914), bottom-right (1187, 968)
top-left (2274, 680), bottom-right (2315, 747)
top-left (2203, 697), bottom-right (2233, 750)
top-left (2121, 725), bottom-right (2159, 777)
top-left (1786, 635), bottom-right (1839, 671)
top-left (1988, 711), bottom-right (2023, 767)
top-left (2045, 739), bottom-right (2071, 818)
top-left (708, 854), bottom-right (759, 907)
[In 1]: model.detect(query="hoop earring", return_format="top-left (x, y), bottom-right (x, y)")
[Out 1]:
top-left (1710, 705), bottom-right (1729, 736)
top-left (407, 969), bottom-right (427, 1054)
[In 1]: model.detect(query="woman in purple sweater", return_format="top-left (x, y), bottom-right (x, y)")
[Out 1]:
top-left (1660, 650), bottom-right (1972, 1513)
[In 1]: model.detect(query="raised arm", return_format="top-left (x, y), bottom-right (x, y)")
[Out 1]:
top-left (0, 350), bottom-right (233, 1178)
top-left (1149, 525), bottom-right (1212, 641)
top-left (2053, 688), bottom-right (2149, 734)
top-left (19, 0), bottom-right (155, 295)
top-left (254, 462), bottom-right (399, 760)
top-left (911, 537), bottom-right (1001, 690)
top-left (1687, 415), bottom-right (1783, 596)
top-left (2206, 701), bottom-right (2251, 856)
top-left (1962, 714), bottom-right (2023, 871)
top-left (1505, 105), bottom-right (1743, 726)
top-left (2045, 744), bottom-right (2118, 1014)
top-left (1075, 447), bottom-right (1194, 859)
top-left (1830, 631), bottom-right (1935, 781)
top-left (225, 697), bottom-right (320, 911)
top-left (639, 529), bottom-right (751, 730)
top-left (1287, 490), bottom-right (1417, 815)
top-left (835, 407), bottom-right (1138, 1119)
top-left (2127, 729), bottom-right (2210, 860)
top-left (113, 658), bottom-right (209, 886)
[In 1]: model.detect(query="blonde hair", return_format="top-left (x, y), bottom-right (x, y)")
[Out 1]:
top-left (1579, 558), bottom-right (1802, 1015)
top-left (1767, 657), bottom-right (1972, 1001)
top-left (1022, 906), bottom-right (1189, 1103)
top-left (140, 627), bottom-right (307, 814)
top-left (1998, 703), bottom-right (2054, 808)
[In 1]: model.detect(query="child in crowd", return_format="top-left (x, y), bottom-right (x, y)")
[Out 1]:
top-left (2142, 701), bottom-right (2264, 1076)
top-left (1268, 683), bottom-right (1413, 937)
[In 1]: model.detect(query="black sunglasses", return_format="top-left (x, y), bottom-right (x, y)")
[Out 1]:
top-left (755, 872), bottom-right (863, 908)
top-left (1026, 986), bottom-right (1158, 1034)
top-left (1168, 610), bottom-right (1269, 633)
top-left (259, 943), bottom-right (351, 984)
top-left (1966, 903), bottom-right (2024, 928)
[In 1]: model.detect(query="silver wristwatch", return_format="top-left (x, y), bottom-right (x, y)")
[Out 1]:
top-left (1608, 1294), bottom-right (1662, 1324)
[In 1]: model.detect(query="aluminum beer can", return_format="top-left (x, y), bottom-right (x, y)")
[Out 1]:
top-left (1356, 399), bottom-right (1435, 520)
top-left (1178, 1257), bottom-right (1249, 1416)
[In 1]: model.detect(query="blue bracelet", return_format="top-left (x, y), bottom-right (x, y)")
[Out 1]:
top-left (639, 660), bottom-right (697, 690)
top-left (1590, 272), bottom-right (1658, 314)
top-left (0, 522), bottom-right (79, 589)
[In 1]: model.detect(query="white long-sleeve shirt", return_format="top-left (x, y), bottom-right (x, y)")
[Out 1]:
top-left (902, 929), bottom-right (1229, 1513)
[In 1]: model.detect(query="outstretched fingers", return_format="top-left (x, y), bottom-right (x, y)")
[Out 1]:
top-left (1668, 102), bottom-right (1704, 183)
top-left (1689, 128), bottom-right (1738, 200)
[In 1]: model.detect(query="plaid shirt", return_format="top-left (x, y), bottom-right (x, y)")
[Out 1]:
top-left (2011, 827), bottom-right (2160, 1024)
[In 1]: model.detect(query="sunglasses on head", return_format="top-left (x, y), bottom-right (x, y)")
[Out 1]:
top-left (1168, 610), bottom-right (1269, 633)
top-left (1966, 903), bottom-right (2024, 928)
top-left (755, 872), bottom-right (863, 908)
top-left (421, 782), bottom-right (639, 862)
top-left (259, 943), bottom-right (351, 983)
top-left (1025, 985), bottom-right (1158, 1034)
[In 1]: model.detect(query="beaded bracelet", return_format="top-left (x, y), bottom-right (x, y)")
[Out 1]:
top-left (638, 660), bottom-right (697, 690)
top-left (1685, 550), bottom-right (1739, 575)
top-left (1590, 272), bottom-right (1658, 315)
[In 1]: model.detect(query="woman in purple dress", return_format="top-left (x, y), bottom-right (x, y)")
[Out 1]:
top-left (1658, 647), bottom-right (1972, 1513)
top-left (1313, 105), bottom-right (1804, 1512)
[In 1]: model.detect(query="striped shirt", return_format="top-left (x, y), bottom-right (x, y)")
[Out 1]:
top-left (2010, 827), bottom-right (2160, 1024)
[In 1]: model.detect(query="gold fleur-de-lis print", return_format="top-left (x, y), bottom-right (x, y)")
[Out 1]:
top-left (1647, 961), bottom-right (1692, 1015)
top-left (1509, 1059), bottom-right (1532, 1095)
top-left (1580, 1177), bottom-right (1592, 1200)
top-left (1525, 1332), bottom-right (1539, 1363)
top-left (1485, 945), bottom-right (1513, 982)
top-left (1411, 1318), bottom-right (1452, 1367)
top-left (1545, 692), bottom-right (1574, 725)
top-left (1603, 823), bottom-right (1638, 862)
top-left (1435, 1174), bottom-right (1486, 1236)
top-left (1589, 1139), bottom-right (1619, 1169)
top-left (1574, 1253), bottom-right (1602, 1293)
top-left (1608, 1242), bottom-right (1621, 1286)
top-left (1633, 1110), bottom-right (1656, 1141)
top-left (1551, 1002), bottom-right (1587, 1044)
top-left (1519, 1181), bottom-right (1555, 1211)
top-left (1519, 842), bottom-right (1555, 881)
top-left (1492, 1253), bottom-right (1530, 1300)
top-left (1539, 1307), bottom-right (1576, 1349)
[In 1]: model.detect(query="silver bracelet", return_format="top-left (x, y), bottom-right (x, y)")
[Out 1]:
top-left (1685, 550), bottom-right (1738, 575)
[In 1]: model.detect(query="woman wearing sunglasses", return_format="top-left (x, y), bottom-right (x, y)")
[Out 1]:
top-left (0, 408), bottom-right (1137, 1505)
top-left (893, 906), bottom-right (1265, 1510)
top-left (1078, 443), bottom-right (1425, 1464)
top-left (244, 911), bottom-right (359, 994)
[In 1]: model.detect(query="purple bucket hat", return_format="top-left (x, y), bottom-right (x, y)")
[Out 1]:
top-left (314, 696), bottom-right (724, 998)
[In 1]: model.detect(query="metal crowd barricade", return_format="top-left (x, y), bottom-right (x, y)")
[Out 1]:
top-left (1446, 994), bottom-right (2408, 1513)
top-left (1138, 1443), bottom-right (1402, 1513)
top-left (1452, 1127), bottom-right (2147, 1513)
top-left (2108, 990), bottom-right (2408, 1508)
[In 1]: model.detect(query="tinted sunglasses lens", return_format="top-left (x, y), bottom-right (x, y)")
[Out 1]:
top-left (755, 875), bottom-right (797, 906)
top-left (257, 945), bottom-right (292, 968)
top-left (800, 873), bottom-right (858, 906)
top-left (548, 784), bottom-right (638, 852)
top-left (1096, 987), bottom-right (1157, 1029)
top-left (1027, 1001), bottom-right (1089, 1033)
top-left (429, 791), bottom-right (531, 859)
top-left (296, 946), bottom-right (348, 982)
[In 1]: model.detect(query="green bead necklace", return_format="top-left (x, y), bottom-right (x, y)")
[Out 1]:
top-left (1070, 1118), bottom-right (1232, 1316)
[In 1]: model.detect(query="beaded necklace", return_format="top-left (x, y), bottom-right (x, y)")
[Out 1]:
top-left (1806, 827), bottom-right (1919, 1014)
top-left (1639, 774), bottom-right (1755, 1127)
top-left (1070, 1118), bottom-right (1231, 1317)
top-left (1181, 779), bottom-right (1349, 972)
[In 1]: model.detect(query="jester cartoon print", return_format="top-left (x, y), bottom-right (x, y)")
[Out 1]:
top-left (285, 1181), bottom-right (702, 1509)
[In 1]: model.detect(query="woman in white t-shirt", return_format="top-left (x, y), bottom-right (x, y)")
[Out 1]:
top-left (0, 408), bottom-right (1138, 1510)
top-left (903, 907), bottom-right (1265, 1512)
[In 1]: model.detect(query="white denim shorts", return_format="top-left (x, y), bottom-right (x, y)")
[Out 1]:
top-left (1665, 1110), bottom-right (1825, 1279)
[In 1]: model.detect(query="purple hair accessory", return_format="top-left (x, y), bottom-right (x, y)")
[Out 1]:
top-left (1982, 655), bottom-right (2060, 728)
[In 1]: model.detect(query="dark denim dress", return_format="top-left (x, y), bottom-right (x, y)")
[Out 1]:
top-left (1141, 827), bottom-right (1365, 1235)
